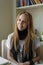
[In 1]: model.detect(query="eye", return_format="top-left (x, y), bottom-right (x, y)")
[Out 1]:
top-left (19, 19), bottom-right (21, 21)
top-left (22, 21), bottom-right (26, 23)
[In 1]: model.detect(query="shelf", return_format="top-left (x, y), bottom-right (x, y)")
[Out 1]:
top-left (16, 4), bottom-right (43, 10)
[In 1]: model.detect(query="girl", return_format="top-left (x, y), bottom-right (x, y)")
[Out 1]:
top-left (6, 11), bottom-right (41, 65)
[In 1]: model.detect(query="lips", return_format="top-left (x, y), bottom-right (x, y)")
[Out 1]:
top-left (19, 24), bottom-right (23, 28)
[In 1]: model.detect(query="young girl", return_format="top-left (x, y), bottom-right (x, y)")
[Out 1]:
top-left (6, 11), bottom-right (41, 65)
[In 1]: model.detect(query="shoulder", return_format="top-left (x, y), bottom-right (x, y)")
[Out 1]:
top-left (7, 32), bottom-right (14, 43)
top-left (7, 32), bottom-right (14, 39)
top-left (7, 32), bottom-right (14, 45)
top-left (6, 32), bottom-right (14, 49)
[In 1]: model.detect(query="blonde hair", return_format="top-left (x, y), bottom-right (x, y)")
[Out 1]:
top-left (13, 11), bottom-right (35, 56)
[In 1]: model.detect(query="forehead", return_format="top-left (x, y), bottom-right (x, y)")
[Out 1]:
top-left (19, 14), bottom-right (28, 19)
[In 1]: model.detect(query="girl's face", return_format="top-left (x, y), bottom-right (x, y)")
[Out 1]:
top-left (17, 14), bottom-right (28, 31)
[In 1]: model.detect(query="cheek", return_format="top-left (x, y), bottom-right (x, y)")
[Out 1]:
top-left (17, 21), bottom-right (19, 27)
top-left (23, 23), bottom-right (28, 27)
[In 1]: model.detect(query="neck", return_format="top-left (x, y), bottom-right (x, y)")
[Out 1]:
top-left (18, 27), bottom-right (28, 40)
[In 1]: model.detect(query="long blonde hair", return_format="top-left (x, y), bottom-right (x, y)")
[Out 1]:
top-left (13, 11), bottom-right (35, 56)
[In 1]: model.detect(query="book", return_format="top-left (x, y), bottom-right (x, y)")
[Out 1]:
top-left (33, 0), bottom-right (41, 4)
top-left (20, 0), bottom-right (29, 6)
top-left (37, 0), bottom-right (41, 3)
top-left (32, 0), bottom-right (36, 4)
top-left (29, 0), bottom-right (34, 5)
top-left (26, 0), bottom-right (29, 6)
top-left (20, 0), bottom-right (24, 6)
top-left (23, 0), bottom-right (29, 6)
top-left (39, 0), bottom-right (43, 3)
top-left (23, 0), bottom-right (26, 6)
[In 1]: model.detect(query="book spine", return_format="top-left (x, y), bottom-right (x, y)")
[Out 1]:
top-left (23, 0), bottom-right (26, 6)
top-left (29, 0), bottom-right (34, 5)
top-left (37, 0), bottom-right (41, 3)
top-left (32, 0), bottom-right (36, 4)
top-left (26, 0), bottom-right (29, 6)
top-left (34, 0), bottom-right (40, 4)
top-left (39, 0), bottom-right (43, 3)
top-left (23, 0), bottom-right (29, 6)
top-left (18, 0), bottom-right (29, 7)
top-left (20, 0), bottom-right (24, 6)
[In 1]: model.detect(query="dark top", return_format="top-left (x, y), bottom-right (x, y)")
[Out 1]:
top-left (10, 39), bottom-right (34, 65)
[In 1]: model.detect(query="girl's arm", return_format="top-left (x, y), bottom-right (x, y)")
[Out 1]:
top-left (32, 47), bottom-right (41, 62)
top-left (7, 48), bottom-right (18, 64)
top-left (23, 47), bottom-right (41, 65)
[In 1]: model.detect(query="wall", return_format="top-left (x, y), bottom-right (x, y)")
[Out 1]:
top-left (27, 7), bottom-right (43, 33)
top-left (12, 0), bottom-right (16, 31)
top-left (0, 0), bottom-right (13, 55)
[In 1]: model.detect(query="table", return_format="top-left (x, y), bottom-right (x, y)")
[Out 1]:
top-left (0, 57), bottom-right (43, 65)
top-left (0, 57), bottom-right (17, 65)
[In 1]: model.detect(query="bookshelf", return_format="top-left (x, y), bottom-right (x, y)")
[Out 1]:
top-left (16, 0), bottom-right (43, 10)
top-left (16, 1), bottom-right (43, 17)
top-left (16, 4), bottom-right (43, 10)
top-left (16, 0), bottom-right (43, 15)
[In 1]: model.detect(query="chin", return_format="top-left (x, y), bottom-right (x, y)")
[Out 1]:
top-left (19, 29), bottom-right (23, 31)
top-left (19, 28), bottom-right (24, 31)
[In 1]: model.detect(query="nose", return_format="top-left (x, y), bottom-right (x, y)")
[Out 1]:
top-left (20, 21), bottom-right (23, 24)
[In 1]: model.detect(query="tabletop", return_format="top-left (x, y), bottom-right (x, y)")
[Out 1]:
top-left (0, 57), bottom-right (43, 65)
top-left (0, 57), bottom-right (17, 65)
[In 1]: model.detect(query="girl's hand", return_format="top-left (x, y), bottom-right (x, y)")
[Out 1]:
top-left (23, 61), bottom-right (30, 65)
top-left (17, 61), bottom-right (30, 65)
top-left (17, 63), bottom-right (24, 65)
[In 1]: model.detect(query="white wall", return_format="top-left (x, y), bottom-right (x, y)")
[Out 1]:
top-left (0, 0), bottom-right (13, 55)
top-left (27, 7), bottom-right (43, 33)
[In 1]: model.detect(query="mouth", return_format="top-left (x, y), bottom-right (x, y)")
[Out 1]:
top-left (19, 25), bottom-right (23, 28)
